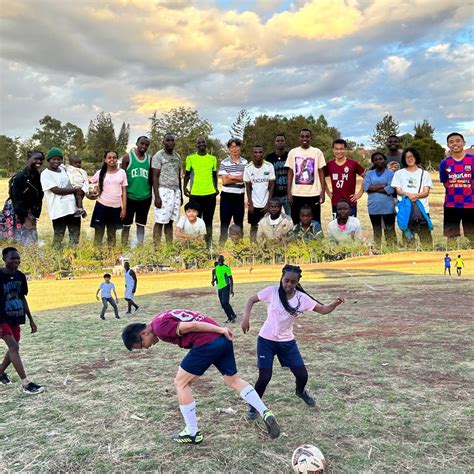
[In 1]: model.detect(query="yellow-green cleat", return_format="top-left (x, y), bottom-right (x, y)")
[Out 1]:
top-left (171, 429), bottom-right (204, 445)
top-left (262, 410), bottom-right (280, 439)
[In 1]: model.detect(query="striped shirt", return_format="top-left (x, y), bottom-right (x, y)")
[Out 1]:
top-left (218, 156), bottom-right (248, 194)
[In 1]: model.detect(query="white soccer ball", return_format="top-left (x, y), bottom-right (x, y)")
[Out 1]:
top-left (291, 444), bottom-right (326, 473)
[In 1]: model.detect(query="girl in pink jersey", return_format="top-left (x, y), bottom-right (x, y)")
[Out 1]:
top-left (242, 264), bottom-right (344, 419)
top-left (90, 151), bottom-right (128, 246)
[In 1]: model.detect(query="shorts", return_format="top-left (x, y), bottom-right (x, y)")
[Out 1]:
top-left (154, 187), bottom-right (181, 224)
top-left (257, 336), bottom-right (304, 369)
top-left (123, 196), bottom-right (152, 226)
top-left (180, 336), bottom-right (237, 376)
top-left (124, 287), bottom-right (135, 300)
top-left (248, 207), bottom-right (266, 226)
top-left (90, 202), bottom-right (123, 229)
top-left (0, 323), bottom-right (21, 342)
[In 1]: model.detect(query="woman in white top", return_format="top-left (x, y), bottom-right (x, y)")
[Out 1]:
top-left (391, 147), bottom-right (433, 248)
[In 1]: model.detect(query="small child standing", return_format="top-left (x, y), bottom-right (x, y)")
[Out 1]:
top-left (65, 156), bottom-right (89, 218)
top-left (242, 264), bottom-right (344, 419)
top-left (96, 274), bottom-right (120, 320)
top-left (175, 202), bottom-right (207, 241)
top-left (0, 247), bottom-right (44, 394)
top-left (444, 253), bottom-right (451, 276)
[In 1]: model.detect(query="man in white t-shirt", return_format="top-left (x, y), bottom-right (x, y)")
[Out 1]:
top-left (244, 145), bottom-right (275, 242)
top-left (175, 202), bottom-right (207, 241)
top-left (40, 147), bottom-right (82, 246)
top-left (285, 129), bottom-right (326, 224)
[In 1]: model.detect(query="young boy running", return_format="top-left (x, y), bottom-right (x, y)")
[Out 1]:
top-left (96, 274), bottom-right (120, 320)
top-left (0, 247), bottom-right (44, 394)
top-left (122, 309), bottom-right (280, 444)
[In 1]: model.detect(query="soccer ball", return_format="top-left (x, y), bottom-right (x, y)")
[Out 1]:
top-left (291, 444), bottom-right (326, 473)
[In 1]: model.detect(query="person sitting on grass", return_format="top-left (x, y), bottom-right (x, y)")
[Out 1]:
top-left (256, 197), bottom-right (293, 244)
top-left (122, 309), bottom-right (280, 444)
top-left (96, 273), bottom-right (120, 320)
top-left (242, 264), bottom-right (344, 420)
top-left (327, 199), bottom-right (363, 244)
top-left (175, 202), bottom-right (207, 242)
top-left (0, 247), bottom-right (44, 394)
top-left (290, 205), bottom-right (323, 241)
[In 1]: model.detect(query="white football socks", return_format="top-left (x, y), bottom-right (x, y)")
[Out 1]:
top-left (179, 400), bottom-right (198, 436)
top-left (240, 384), bottom-right (267, 416)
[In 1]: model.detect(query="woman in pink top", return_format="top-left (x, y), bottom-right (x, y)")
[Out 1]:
top-left (242, 264), bottom-right (344, 419)
top-left (90, 151), bottom-right (128, 246)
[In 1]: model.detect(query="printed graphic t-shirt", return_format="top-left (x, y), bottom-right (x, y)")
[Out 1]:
top-left (151, 309), bottom-right (220, 348)
top-left (285, 146), bottom-right (326, 197)
top-left (0, 270), bottom-right (27, 325)
top-left (439, 154), bottom-right (474, 208)
top-left (257, 285), bottom-right (316, 342)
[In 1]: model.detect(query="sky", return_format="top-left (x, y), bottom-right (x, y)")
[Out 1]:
top-left (1, 0), bottom-right (473, 150)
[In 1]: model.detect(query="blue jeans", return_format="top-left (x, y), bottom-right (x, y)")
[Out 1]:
top-left (100, 297), bottom-right (119, 318)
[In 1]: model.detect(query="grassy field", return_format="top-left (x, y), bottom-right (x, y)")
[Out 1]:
top-left (0, 173), bottom-right (450, 245)
top-left (1, 262), bottom-right (472, 472)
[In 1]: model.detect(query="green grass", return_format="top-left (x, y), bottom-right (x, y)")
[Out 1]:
top-left (1, 269), bottom-right (472, 472)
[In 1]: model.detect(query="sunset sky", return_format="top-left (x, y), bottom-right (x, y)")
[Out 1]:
top-left (1, 0), bottom-right (473, 149)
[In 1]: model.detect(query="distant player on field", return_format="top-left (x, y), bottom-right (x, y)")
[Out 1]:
top-left (122, 309), bottom-right (280, 444)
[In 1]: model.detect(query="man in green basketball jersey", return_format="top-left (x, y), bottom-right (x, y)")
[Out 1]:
top-left (121, 136), bottom-right (152, 245)
top-left (184, 137), bottom-right (219, 246)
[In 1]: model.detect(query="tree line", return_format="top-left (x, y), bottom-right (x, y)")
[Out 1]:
top-left (0, 108), bottom-right (445, 177)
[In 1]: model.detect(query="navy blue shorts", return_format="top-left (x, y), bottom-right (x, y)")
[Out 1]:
top-left (180, 336), bottom-right (238, 377)
top-left (257, 336), bottom-right (305, 369)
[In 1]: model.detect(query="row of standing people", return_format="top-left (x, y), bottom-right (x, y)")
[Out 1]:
top-left (1, 131), bottom-right (472, 247)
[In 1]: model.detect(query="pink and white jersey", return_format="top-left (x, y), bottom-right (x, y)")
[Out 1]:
top-left (151, 309), bottom-right (220, 348)
top-left (439, 154), bottom-right (474, 209)
top-left (257, 285), bottom-right (316, 342)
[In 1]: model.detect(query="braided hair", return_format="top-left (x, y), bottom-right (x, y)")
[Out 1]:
top-left (98, 150), bottom-right (118, 194)
top-left (278, 264), bottom-right (322, 316)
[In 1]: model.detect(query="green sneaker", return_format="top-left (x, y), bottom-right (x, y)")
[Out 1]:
top-left (171, 429), bottom-right (204, 445)
top-left (262, 410), bottom-right (280, 439)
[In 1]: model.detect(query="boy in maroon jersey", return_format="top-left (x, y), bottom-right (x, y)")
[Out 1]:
top-left (122, 309), bottom-right (280, 444)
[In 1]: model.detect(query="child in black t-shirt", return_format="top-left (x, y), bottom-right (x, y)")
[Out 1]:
top-left (0, 247), bottom-right (44, 394)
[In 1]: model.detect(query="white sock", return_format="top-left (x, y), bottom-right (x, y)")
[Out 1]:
top-left (21, 377), bottom-right (30, 387)
top-left (179, 400), bottom-right (198, 436)
top-left (239, 384), bottom-right (268, 417)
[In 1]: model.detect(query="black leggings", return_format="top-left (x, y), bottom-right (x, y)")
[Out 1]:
top-left (254, 365), bottom-right (308, 398)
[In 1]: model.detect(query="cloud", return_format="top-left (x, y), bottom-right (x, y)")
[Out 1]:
top-left (383, 56), bottom-right (411, 76)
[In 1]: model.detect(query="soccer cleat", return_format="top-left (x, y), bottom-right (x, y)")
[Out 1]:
top-left (296, 389), bottom-right (316, 407)
top-left (246, 406), bottom-right (258, 421)
top-left (23, 382), bottom-right (44, 395)
top-left (0, 372), bottom-right (12, 385)
top-left (262, 410), bottom-right (280, 439)
top-left (171, 429), bottom-right (203, 444)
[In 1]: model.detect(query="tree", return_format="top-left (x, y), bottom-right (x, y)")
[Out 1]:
top-left (149, 107), bottom-right (213, 159)
top-left (0, 135), bottom-right (19, 176)
top-left (230, 109), bottom-right (251, 140)
top-left (410, 138), bottom-right (445, 169)
top-left (414, 119), bottom-right (435, 140)
top-left (399, 133), bottom-right (414, 148)
top-left (371, 114), bottom-right (400, 148)
top-left (86, 112), bottom-right (117, 164)
top-left (116, 122), bottom-right (130, 156)
top-left (63, 123), bottom-right (86, 156)
top-left (32, 115), bottom-right (66, 151)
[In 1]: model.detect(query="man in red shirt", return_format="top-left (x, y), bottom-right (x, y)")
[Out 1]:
top-left (122, 309), bottom-right (280, 444)
top-left (325, 139), bottom-right (365, 217)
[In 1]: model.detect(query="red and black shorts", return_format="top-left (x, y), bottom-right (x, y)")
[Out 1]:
top-left (0, 323), bottom-right (21, 342)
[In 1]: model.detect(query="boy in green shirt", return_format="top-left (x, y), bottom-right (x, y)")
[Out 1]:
top-left (211, 255), bottom-right (237, 323)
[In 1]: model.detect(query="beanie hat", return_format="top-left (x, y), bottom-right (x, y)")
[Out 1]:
top-left (46, 147), bottom-right (64, 161)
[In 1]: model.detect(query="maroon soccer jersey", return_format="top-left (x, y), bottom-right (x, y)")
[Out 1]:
top-left (150, 309), bottom-right (221, 348)
top-left (326, 158), bottom-right (365, 206)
